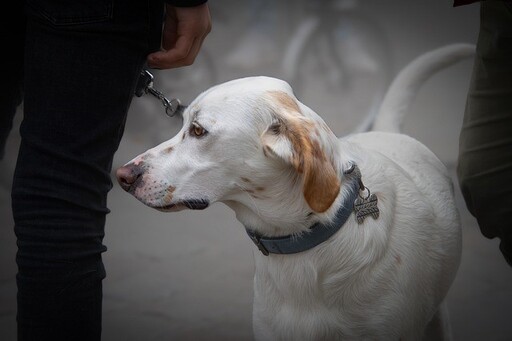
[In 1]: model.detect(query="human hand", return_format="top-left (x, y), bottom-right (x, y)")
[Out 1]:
top-left (147, 3), bottom-right (212, 69)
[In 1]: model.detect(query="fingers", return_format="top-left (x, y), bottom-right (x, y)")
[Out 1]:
top-left (149, 35), bottom-right (201, 69)
top-left (147, 3), bottom-right (212, 69)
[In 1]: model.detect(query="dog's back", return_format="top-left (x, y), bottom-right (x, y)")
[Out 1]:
top-left (335, 43), bottom-right (475, 340)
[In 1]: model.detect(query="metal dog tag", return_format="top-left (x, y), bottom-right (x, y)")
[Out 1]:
top-left (344, 162), bottom-right (380, 224)
top-left (354, 189), bottom-right (380, 224)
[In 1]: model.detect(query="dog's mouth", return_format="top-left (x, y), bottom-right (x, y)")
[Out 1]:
top-left (152, 199), bottom-right (210, 212)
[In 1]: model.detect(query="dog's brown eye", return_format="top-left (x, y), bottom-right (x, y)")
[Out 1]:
top-left (269, 123), bottom-right (281, 134)
top-left (191, 122), bottom-right (206, 137)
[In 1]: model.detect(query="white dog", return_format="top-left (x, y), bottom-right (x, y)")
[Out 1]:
top-left (116, 43), bottom-right (475, 340)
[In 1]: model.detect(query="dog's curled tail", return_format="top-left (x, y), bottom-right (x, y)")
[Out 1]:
top-left (372, 43), bottom-right (476, 134)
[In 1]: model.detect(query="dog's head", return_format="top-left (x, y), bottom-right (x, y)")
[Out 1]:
top-left (117, 76), bottom-right (341, 227)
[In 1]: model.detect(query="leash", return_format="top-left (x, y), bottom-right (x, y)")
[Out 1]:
top-left (135, 69), bottom-right (182, 117)
top-left (245, 162), bottom-right (380, 256)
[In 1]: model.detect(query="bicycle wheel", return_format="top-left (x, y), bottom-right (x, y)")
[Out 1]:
top-left (286, 10), bottom-right (393, 136)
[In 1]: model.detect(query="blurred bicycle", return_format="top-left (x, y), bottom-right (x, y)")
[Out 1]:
top-left (282, 0), bottom-right (393, 134)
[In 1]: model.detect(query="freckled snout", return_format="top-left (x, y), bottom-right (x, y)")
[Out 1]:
top-left (116, 163), bottom-right (144, 193)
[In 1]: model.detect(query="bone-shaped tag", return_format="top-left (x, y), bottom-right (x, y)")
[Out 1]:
top-left (354, 193), bottom-right (379, 224)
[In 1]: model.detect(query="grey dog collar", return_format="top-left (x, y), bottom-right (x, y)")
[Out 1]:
top-left (245, 164), bottom-right (362, 256)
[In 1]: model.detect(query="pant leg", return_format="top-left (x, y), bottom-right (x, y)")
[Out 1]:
top-left (457, 1), bottom-right (512, 267)
top-left (12, 1), bottom-right (164, 340)
top-left (0, 1), bottom-right (25, 161)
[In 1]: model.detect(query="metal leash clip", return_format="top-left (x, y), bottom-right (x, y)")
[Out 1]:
top-left (135, 69), bottom-right (181, 117)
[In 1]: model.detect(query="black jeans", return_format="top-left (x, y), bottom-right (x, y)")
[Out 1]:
top-left (2, 0), bottom-right (164, 340)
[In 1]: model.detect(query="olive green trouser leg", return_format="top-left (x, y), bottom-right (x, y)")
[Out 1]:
top-left (457, 1), bottom-right (512, 267)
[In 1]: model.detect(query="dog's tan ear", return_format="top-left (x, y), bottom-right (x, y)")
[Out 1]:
top-left (301, 150), bottom-right (341, 213)
top-left (262, 93), bottom-right (340, 212)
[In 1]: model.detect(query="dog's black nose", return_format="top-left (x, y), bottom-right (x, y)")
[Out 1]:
top-left (116, 163), bottom-right (144, 192)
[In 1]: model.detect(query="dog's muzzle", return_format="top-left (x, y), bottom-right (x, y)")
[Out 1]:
top-left (116, 163), bottom-right (145, 193)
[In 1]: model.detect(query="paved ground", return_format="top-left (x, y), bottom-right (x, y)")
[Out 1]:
top-left (1, 1), bottom-right (512, 340)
